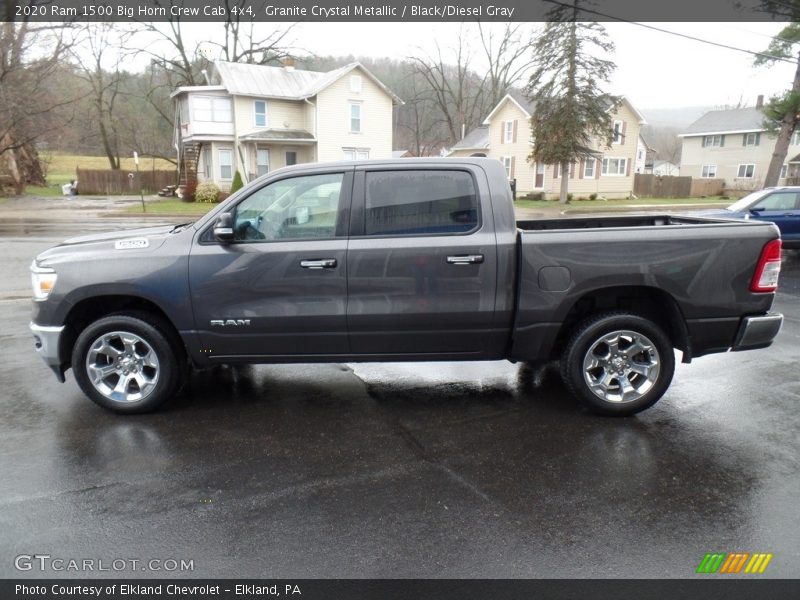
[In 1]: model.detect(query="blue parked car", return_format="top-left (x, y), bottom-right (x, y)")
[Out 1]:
top-left (702, 187), bottom-right (800, 248)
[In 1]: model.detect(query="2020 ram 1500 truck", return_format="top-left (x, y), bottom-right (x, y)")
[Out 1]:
top-left (29, 158), bottom-right (784, 416)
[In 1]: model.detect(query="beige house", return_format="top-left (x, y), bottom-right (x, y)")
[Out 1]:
top-left (679, 102), bottom-right (800, 190)
top-left (172, 60), bottom-right (401, 190)
top-left (449, 91), bottom-right (646, 199)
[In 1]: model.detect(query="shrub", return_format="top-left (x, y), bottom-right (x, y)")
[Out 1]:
top-left (180, 181), bottom-right (197, 203)
top-left (195, 182), bottom-right (221, 203)
top-left (230, 171), bottom-right (244, 194)
top-left (589, 193), bottom-right (598, 201)
top-left (523, 192), bottom-right (545, 201)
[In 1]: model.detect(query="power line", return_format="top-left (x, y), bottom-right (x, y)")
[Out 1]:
top-left (541, 0), bottom-right (798, 66)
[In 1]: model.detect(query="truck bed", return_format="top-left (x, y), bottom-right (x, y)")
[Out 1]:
top-left (516, 214), bottom-right (736, 231)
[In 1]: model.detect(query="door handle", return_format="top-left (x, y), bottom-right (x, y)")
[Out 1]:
top-left (300, 258), bottom-right (337, 269)
top-left (447, 254), bottom-right (484, 265)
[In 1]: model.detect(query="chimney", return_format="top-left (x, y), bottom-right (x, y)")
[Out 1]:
top-left (756, 94), bottom-right (764, 108)
top-left (282, 56), bottom-right (295, 71)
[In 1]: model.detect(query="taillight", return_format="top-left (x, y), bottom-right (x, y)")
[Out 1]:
top-left (750, 239), bottom-right (782, 292)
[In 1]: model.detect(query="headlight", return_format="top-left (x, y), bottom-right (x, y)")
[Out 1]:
top-left (30, 262), bottom-right (57, 300)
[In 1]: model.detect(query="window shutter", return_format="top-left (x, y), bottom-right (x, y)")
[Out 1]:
top-left (579, 159), bottom-right (585, 179)
top-left (743, 134), bottom-right (747, 146)
top-left (756, 133), bottom-right (761, 146)
top-left (513, 120), bottom-right (518, 143)
top-left (596, 160), bottom-right (602, 179)
top-left (621, 121), bottom-right (627, 144)
top-left (626, 158), bottom-right (631, 176)
top-left (553, 165), bottom-right (559, 178)
top-left (570, 161), bottom-right (575, 179)
top-left (510, 156), bottom-right (516, 178)
top-left (500, 122), bottom-right (505, 144)
top-left (720, 135), bottom-right (725, 147)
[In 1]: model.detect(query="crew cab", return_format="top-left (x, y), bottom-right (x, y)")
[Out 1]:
top-left (30, 158), bottom-right (784, 415)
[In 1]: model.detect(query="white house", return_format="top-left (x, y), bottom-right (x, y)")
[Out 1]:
top-left (449, 91), bottom-right (646, 199)
top-left (172, 59), bottom-right (402, 190)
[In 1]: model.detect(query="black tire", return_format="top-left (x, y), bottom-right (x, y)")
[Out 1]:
top-left (71, 312), bottom-right (183, 414)
top-left (560, 312), bottom-right (675, 416)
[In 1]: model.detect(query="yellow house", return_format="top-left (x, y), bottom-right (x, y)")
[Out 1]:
top-left (172, 59), bottom-right (402, 190)
top-left (449, 91), bottom-right (646, 199)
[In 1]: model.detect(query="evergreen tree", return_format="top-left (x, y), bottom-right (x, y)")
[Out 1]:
top-left (230, 170), bottom-right (244, 194)
top-left (754, 23), bottom-right (800, 187)
top-left (524, 1), bottom-right (620, 203)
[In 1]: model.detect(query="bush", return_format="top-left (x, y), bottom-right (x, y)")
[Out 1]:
top-left (195, 182), bottom-right (221, 203)
top-left (589, 193), bottom-right (598, 201)
top-left (523, 192), bottom-right (545, 201)
top-left (230, 171), bottom-right (244, 194)
top-left (180, 181), bottom-right (197, 203)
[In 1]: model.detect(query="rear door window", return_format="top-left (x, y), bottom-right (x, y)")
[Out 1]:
top-left (363, 170), bottom-right (479, 236)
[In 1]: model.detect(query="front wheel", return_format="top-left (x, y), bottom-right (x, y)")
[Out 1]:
top-left (72, 313), bottom-right (182, 414)
top-left (560, 312), bottom-right (675, 416)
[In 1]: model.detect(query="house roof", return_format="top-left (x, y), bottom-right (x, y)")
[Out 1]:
top-left (680, 107), bottom-right (767, 137)
top-left (449, 125), bottom-right (490, 151)
top-left (239, 128), bottom-right (315, 142)
top-left (653, 160), bottom-right (678, 167)
top-left (210, 61), bottom-right (402, 104)
top-left (392, 150), bottom-right (411, 158)
top-left (481, 92), bottom-right (645, 125)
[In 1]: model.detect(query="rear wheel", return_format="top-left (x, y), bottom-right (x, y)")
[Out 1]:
top-left (560, 312), bottom-right (675, 416)
top-left (72, 313), bottom-right (182, 414)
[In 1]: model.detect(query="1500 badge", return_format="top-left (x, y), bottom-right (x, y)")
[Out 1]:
top-left (210, 319), bottom-right (251, 327)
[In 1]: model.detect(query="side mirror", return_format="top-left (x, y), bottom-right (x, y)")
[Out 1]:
top-left (213, 212), bottom-right (235, 241)
top-left (750, 206), bottom-right (765, 214)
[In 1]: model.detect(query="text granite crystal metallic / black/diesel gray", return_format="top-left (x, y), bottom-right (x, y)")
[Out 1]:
top-left (29, 158), bottom-right (783, 415)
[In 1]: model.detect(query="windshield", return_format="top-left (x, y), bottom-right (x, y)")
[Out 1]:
top-left (727, 190), bottom-right (770, 212)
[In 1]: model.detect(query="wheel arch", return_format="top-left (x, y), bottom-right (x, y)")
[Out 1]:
top-left (59, 295), bottom-right (186, 370)
top-left (551, 285), bottom-right (691, 363)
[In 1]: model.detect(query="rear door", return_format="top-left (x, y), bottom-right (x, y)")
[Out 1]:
top-left (345, 165), bottom-right (503, 358)
top-left (189, 169), bottom-right (353, 359)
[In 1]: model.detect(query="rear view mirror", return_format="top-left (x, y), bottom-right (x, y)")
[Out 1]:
top-left (213, 212), bottom-right (235, 241)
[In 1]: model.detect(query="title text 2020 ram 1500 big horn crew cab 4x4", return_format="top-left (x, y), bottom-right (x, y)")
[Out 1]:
top-left (29, 158), bottom-right (783, 416)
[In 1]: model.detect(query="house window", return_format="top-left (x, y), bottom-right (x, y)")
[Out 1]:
top-left (285, 151), bottom-right (297, 166)
top-left (256, 149), bottom-right (269, 177)
top-left (703, 135), bottom-right (724, 147)
top-left (203, 147), bottom-right (211, 179)
top-left (193, 96), bottom-right (232, 122)
top-left (343, 148), bottom-right (369, 160)
top-left (218, 149), bottom-right (233, 180)
top-left (793, 131), bottom-right (800, 146)
top-left (602, 157), bottom-right (627, 176)
top-left (736, 164), bottom-right (755, 178)
top-left (350, 75), bottom-right (362, 93)
top-left (780, 164), bottom-right (788, 179)
top-left (555, 163), bottom-right (574, 178)
top-left (701, 165), bottom-right (717, 178)
top-left (744, 132), bottom-right (760, 146)
top-left (503, 121), bottom-right (514, 143)
top-left (584, 157), bottom-right (596, 178)
top-left (349, 102), bottom-right (362, 133)
top-left (500, 156), bottom-right (512, 178)
top-left (254, 101), bottom-right (267, 127)
top-left (612, 120), bottom-right (623, 144)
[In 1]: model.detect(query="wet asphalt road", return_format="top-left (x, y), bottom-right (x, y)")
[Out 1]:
top-left (0, 216), bottom-right (798, 579)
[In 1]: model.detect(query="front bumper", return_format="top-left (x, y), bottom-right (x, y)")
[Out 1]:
top-left (29, 322), bottom-right (66, 382)
top-left (732, 313), bottom-right (784, 351)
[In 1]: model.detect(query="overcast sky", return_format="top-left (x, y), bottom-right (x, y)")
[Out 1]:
top-left (133, 21), bottom-right (794, 111)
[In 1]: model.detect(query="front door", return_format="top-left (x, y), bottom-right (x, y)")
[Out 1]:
top-left (346, 166), bottom-right (502, 358)
top-left (751, 190), bottom-right (800, 245)
top-left (189, 169), bottom-right (353, 359)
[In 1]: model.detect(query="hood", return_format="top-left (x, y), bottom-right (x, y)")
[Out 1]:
top-left (34, 223), bottom-right (191, 266)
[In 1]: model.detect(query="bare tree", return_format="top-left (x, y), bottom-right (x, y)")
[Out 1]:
top-left (409, 23), bottom-right (536, 146)
top-left (0, 20), bottom-right (78, 192)
top-left (71, 24), bottom-right (137, 169)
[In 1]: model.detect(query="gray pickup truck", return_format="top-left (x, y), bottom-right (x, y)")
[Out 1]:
top-left (30, 158), bottom-right (784, 416)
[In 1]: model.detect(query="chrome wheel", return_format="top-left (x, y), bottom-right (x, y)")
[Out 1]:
top-left (85, 331), bottom-right (160, 403)
top-left (582, 329), bottom-right (660, 404)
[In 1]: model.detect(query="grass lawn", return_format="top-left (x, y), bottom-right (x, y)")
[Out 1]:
top-left (514, 196), bottom-right (731, 210)
top-left (27, 152), bottom-right (176, 197)
top-left (125, 200), bottom-right (217, 216)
